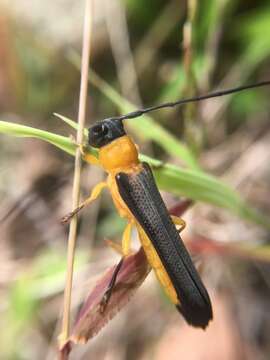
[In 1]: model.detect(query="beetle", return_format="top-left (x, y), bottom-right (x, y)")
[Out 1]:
top-left (62, 80), bottom-right (270, 329)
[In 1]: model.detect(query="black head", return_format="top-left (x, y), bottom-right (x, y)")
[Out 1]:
top-left (88, 118), bottom-right (126, 148)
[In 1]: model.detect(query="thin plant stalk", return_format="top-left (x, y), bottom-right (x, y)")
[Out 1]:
top-left (59, 0), bottom-right (92, 347)
top-left (182, 0), bottom-right (203, 156)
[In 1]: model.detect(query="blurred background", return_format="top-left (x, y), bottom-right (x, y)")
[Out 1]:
top-left (0, 0), bottom-right (270, 359)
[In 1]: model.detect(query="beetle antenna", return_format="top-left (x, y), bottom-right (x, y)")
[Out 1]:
top-left (109, 80), bottom-right (270, 122)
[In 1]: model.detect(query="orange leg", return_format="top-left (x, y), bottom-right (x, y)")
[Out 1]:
top-left (82, 147), bottom-right (100, 165)
top-left (100, 222), bottom-right (133, 311)
top-left (106, 222), bottom-right (133, 256)
top-left (171, 215), bottom-right (186, 233)
top-left (70, 135), bottom-right (100, 165)
top-left (61, 181), bottom-right (107, 223)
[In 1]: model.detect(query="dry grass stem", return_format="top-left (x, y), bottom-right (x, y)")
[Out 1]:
top-left (60, 0), bottom-right (93, 347)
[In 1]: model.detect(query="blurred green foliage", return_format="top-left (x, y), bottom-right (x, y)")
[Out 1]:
top-left (1, 249), bottom-right (87, 359)
top-left (0, 0), bottom-right (270, 358)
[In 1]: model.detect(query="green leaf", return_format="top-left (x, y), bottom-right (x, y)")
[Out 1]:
top-left (0, 120), bottom-right (76, 155)
top-left (54, 112), bottom-right (88, 138)
top-left (54, 113), bottom-right (98, 157)
top-left (0, 120), bottom-right (268, 229)
top-left (146, 158), bottom-right (270, 229)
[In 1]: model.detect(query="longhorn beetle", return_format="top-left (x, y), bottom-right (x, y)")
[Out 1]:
top-left (62, 80), bottom-right (270, 329)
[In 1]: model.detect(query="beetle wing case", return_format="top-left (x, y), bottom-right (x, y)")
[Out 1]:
top-left (116, 162), bottom-right (213, 328)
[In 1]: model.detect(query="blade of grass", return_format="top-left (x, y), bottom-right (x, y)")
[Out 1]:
top-left (146, 157), bottom-right (270, 229)
top-left (0, 120), bottom-right (76, 155)
top-left (0, 120), bottom-right (98, 158)
top-left (0, 120), bottom-right (268, 229)
top-left (54, 113), bottom-right (88, 138)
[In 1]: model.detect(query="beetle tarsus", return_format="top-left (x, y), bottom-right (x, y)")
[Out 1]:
top-left (99, 257), bottom-right (124, 313)
top-left (61, 205), bottom-right (84, 224)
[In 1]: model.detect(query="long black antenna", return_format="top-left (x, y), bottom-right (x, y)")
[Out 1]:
top-left (109, 80), bottom-right (270, 122)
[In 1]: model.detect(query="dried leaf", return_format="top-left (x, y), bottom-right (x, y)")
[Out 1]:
top-left (70, 247), bottom-right (150, 344)
top-left (60, 199), bottom-right (192, 357)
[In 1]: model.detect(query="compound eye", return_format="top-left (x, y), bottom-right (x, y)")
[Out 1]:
top-left (101, 124), bottom-right (109, 135)
top-left (92, 123), bottom-right (108, 136)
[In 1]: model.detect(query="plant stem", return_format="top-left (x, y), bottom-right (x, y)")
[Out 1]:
top-left (59, 0), bottom-right (92, 347)
top-left (182, 0), bottom-right (203, 156)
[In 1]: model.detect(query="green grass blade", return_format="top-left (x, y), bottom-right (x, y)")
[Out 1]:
top-left (54, 113), bottom-right (88, 138)
top-left (141, 154), bottom-right (270, 229)
top-left (0, 120), bottom-right (268, 229)
top-left (0, 120), bottom-right (76, 155)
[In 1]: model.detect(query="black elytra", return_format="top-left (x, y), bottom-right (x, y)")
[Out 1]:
top-left (115, 163), bottom-right (213, 328)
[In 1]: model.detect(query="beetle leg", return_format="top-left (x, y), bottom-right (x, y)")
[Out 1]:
top-left (82, 150), bottom-right (100, 165)
top-left (105, 239), bottom-right (123, 255)
top-left (121, 222), bottom-right (133, 256)
top-left (100, 223), bottom-right (133, 312)
top-left (61, 181), bottom-right (107, 223)
top-left (105, 222), bottom-right (133, 256)
top-left (150, 161), bottom-right (165, 170)
top-left (171, 215), bottom-right (186, 233)
top-left (105, 220), bottom-right (134, 256)
top-left (99, 257), bottom-right (124, 313)
top-left (74, 140), bottom-right (100, 165)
